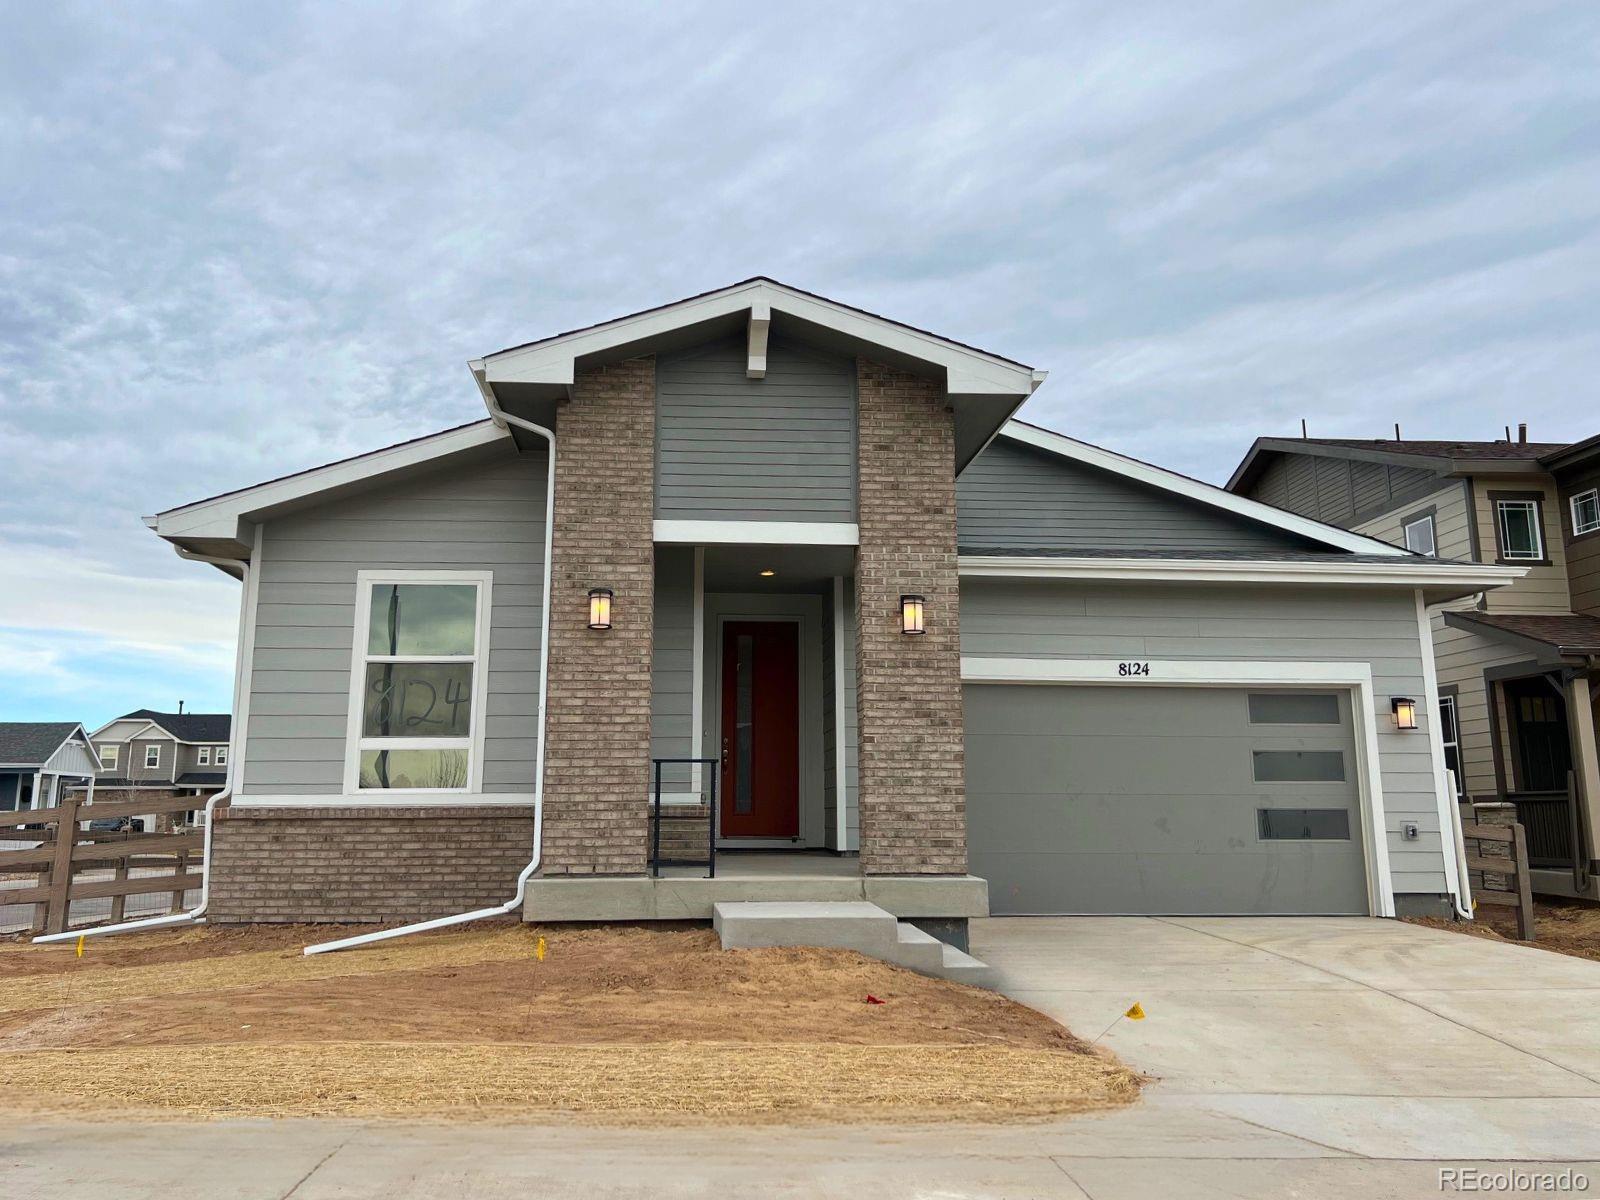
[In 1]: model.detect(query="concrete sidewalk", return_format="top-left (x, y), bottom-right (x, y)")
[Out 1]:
top-left (4, 916), bottom-right (1599, 1197)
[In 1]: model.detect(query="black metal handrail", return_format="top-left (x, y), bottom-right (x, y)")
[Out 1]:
top-left (649, 757), bottom-right (719, 878)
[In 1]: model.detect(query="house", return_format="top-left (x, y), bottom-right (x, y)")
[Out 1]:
top-left (1228, 431), bottom-right (1600, 901)
top-left (143, 278), bottom-right (1517, 939)
top-left (70, 710), bottom-right (232, 810)
top-left (0, 723), bottom-right (100, 813)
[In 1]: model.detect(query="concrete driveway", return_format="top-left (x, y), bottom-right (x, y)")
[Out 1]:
top-left (4, 916), bottom-right (1600, 1198)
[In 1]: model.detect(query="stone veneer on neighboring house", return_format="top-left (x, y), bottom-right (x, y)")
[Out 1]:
top-left (852, 359), bottom-right (968, 875)
top-left (539, 356), bottom-right (658, 876)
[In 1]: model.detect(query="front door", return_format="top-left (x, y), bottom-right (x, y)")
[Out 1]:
top-left (719, 620), bottom-right (800, 838)
top-left (1505, 676), bottom-right (1571, 792)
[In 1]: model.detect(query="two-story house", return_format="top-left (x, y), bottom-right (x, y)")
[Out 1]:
top-left (142, 279), bottom-right (1514, 945)
top-left (1229, 433), bottom-right (1600, 901)
top-left (76, 709), bottom-right (233, 811)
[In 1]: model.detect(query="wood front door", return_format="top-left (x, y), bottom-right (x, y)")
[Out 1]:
top-left (719, 620), bottom-right (800, 838)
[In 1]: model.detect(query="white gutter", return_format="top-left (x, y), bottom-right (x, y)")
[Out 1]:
top-left (958, 554), bottom-right (1525, 594)
top-left (303, 369), bottom-right (554, 955)
top-left (35, 546), bottom-right (253, 943)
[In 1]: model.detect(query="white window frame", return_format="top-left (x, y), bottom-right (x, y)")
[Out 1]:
top-left (144, 744), bottom-right (160, 769)
top-left (215, 745), bottom-right (228, 766)
top-left (1438, 694), bottom-right (1464, 799)
top-left (1402, 513), bottom-right (1437, 557)
top-left (342, 569), bottom-right (493, 797)
top-left (197, 746), bottom-right (211, 766)
top-left (99, 744), bottom-right (119, 769)
top-left (1494, 498), bottom-right (1545, 561)
top-left (1571, 488), bottom-right (1600, 537)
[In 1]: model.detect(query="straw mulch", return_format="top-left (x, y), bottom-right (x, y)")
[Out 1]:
top-left (0, 924), bottom-right (1139, 1124)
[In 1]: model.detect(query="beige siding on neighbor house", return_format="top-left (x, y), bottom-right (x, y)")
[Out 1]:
top-left (1354, 480), bottom-right (1474, 561)
top-left (1556, 462), bottom-right (1600, 616)
top-left (1431, 622), bottom-right (1536, 798)
top-left (1474, 475), bottom-right (1571, 613)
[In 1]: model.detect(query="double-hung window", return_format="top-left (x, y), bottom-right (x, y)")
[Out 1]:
top-left (99, 744), bottom-right (119, 770)
top-left (1494, 497), bottom-right (1545, 561)
top-left (198, 746), bottom-right (211, 766)
top-left (144, 744), bottom-right (160, 769)
top-left (1402, 512), bottom-right (1437, 557)
top-left (346, 571), bottom-right (491, 794)
top-left (1439, 695), bottom-right (1464, 799)
top-left (216, 746), bottom-right (228, 766)
top-left (1572, 488), bottom-right (1600, 538)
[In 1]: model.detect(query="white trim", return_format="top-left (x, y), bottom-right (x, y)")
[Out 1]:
top-left (653, 519), bottom-right (859, 546)
top-left (958, 553), bottom-right (1523, 592)
top-left (832, 574), bottom-right (850, 853)
top-left (198, 746), bottom-right (211, 766)
top-left (150, 422), bottom-right (510, 541)
top-left (1572, 488), bottom-right (1600, 537)
top-left (343, 570), bottom-right (493, 796)
top-left (1402, 513), bottom-right (1437, 557)
top-left (143, 744), bottom-right (161, 769)
top-left (959, 656), bottom-right (1396, 917)
top-left (691, 547), bottom-right (706, 795)
top-left (234, 793), bottom-right (539, 809)
top-left (1414, 590), bottom-right (1467, 915)
top-left (232, 522), bottom-right (261, 796)
top-left (97, 743), bottom-right (119, 770)
top-left (652, 792), bottom-right (704, 807)
top-left (746, 299), bottom-right (770, 379)
top-left (480, 277), bottom-right (1044, 400)
top-left (998, 422), bottom-right (1412, 557)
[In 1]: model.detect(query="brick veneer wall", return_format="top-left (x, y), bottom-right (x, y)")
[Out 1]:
top-left (540, 356), bottom-right (656, 875)
top-left (207, 807), bottom-right (538, 923)
top-left (853, 359), bottom-right (968, 875)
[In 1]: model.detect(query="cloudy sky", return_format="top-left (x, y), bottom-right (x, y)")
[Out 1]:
top-left (2, 1), bottom-right (1596, 726)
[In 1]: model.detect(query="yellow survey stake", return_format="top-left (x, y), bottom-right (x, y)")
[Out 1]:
top-left (1124, 1002), bottom-right (1145, 1020)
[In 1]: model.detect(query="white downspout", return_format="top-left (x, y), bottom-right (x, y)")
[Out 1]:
top-left (35, 546), bottom-right (253, 943)
top-left (303, 374), bottom-right (554, 955)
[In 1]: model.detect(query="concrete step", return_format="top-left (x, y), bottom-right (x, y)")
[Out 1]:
top-left (711, 900), bottom-right (995, 987)
top-left (937, 942), bottom-right (996, 989)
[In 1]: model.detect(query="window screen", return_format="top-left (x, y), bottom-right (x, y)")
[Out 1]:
top-left (1252, 749), bottom-right (1346, 782)
top-left (1257, 808), bottom-right (1351, 840)
top-left (1247, 693), bottom-right (1341, 725)
top-left (1403, 514), bottom-right (1436, 556)
top-left (1572, 489), bottom-right (1600, 537)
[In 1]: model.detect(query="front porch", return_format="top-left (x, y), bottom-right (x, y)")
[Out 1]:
top-left (522, 850), bottom-right (988, 925)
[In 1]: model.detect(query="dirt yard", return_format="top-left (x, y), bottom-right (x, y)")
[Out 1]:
top-left (0, 923), bottom-right (1138, 1124)
top-left (1407, 899), bottom-right (1600, 964)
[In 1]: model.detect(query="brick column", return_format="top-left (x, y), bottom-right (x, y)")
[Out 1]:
top-left (541, 356), bottom-right (655, 875)
top-left (853, 359), bottom-right (967, 875)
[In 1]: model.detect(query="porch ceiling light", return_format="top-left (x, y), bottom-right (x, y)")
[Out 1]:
top-left (588, 588), bottom-right (614, 631)
top-left (759, 569), bottom-right (775, 577)
top-left (900, 594), bottom-right (926, 636)
top-left (1391, 697), bottom-right (1418, 730)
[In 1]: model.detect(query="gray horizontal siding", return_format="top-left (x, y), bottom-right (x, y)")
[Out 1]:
top-left (651, 547), bottom-right (697, 792)
top-left (243, 446), bottom-right (547, 796)
top-left (960, 577), bottom-right (1450, 898)
top-left (656, 335), bottom-right (856, 522)
top-left (958, 438), bottom-right (1318, 553)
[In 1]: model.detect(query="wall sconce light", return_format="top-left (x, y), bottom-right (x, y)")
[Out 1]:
top-left (900, 594), bottom-right (926, 636)
top-left (1391, 697), bottom-right (1418, 730)
top-left (588, 588), bottom-right (613, 631)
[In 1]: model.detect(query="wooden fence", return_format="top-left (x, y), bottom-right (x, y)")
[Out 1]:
top-left (0, 793), bottom-right (205, 935)
top-left (1460, 819), bottom-right (1535, 941)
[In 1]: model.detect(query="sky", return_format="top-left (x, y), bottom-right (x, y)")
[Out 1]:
top-left (2, 1), bottom-right (1597, 726)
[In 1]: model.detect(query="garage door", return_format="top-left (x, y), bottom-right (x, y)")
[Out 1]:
top-left (965, 684), bottom-right (1369, 915)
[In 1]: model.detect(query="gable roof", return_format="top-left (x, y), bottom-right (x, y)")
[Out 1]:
top-left (113, 710), bottom-right (232, 743)
top-left (473, 277), bottom-right (1046, 470)
top-left (0, 722), bottom-right (94, 770)
top-left (996, 421), bottom-right (1412, 558)
top-left (1228, 435), bottom-right (1571, 493)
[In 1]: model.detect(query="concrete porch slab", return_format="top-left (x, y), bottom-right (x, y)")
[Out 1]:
top-left (523, 872), bottom-right (988, 922)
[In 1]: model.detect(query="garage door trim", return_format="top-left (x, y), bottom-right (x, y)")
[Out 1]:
top-left (960, 656), bottom-right (1396, 917)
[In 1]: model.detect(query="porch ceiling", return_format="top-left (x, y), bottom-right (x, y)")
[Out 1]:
top-left (699, 542), bottom-right (854, 594)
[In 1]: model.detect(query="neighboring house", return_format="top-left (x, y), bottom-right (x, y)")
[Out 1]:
top-left (143, 278), bottom-right (1514, 936)
top-left (71, 710), bottom-right (232, 808)
top-left (1229, 433), bottom-right (1600, 900)
top-left (0, 723), bottom-right (100, 813)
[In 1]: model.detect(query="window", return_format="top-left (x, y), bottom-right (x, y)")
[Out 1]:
top-left (1439, 695), bottom-right (1464, 799)
top-left (215, 746), bottom-right (228, 766)
top-left (99, 744), bottom-right (118, 769)
top-left (1572, 488), bottom-right (1600, 537)
top-left (1494, 498), bottom-right (1545, 561)
top-left (198, 746), bottom-right (211, 766)
top-left (347, 572), bottom-right (490, 793)
top-left (144, 744), bottom-right (160, 769)
top-left (1247, 693), bottom-right (1341, 725)
top-left (1402, 513), bottom-right (1437, 557)
top-left (1251, 749), bottom-right (1346, 783)
top-left (1257, 808), bottom-right (1351, 840)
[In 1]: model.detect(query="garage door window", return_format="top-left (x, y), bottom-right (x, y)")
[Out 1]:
top-left (1252, 749), bottom-right (1346, 782)
top-left (1258, 808), bottom-right (1351, 840)
top-left (1247, 693), bottom-right (1340, 725)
